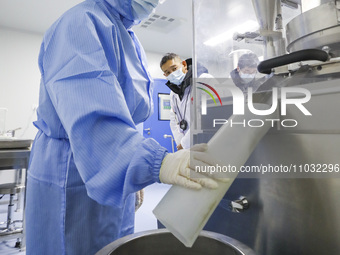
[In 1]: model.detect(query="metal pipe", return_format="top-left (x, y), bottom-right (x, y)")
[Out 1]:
top-left (163, 134), bottom-right (174, 153)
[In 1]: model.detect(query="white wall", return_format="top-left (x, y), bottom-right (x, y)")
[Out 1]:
top-left (0, 28), bottom-right (42, 139)
top-left (145, 51), bottom-right (164, 79)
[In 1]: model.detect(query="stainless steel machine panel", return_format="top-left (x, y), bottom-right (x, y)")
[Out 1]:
top-left (301, 0), bottom-right (333, 12)
top-left (192, 0), bottom-right (340, 254)
top-left (202, 77), bottom-right (340, 254)
top-left (286, 1), bottom-right (340, 53)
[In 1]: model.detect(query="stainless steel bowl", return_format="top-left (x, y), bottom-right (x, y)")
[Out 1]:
top-left (96, 229), bottom-right (256, 255)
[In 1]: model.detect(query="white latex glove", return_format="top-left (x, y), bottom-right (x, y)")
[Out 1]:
top-left (159, 143), bottom-right (223, 190)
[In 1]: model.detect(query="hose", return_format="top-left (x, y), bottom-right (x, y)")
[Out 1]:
top-left (257, 49), bottom-right (329, 74)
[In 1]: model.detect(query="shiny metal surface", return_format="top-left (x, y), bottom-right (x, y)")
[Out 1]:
top-left (0, 139), bottom-right (32, 149)
top-left (252, 0), bottom-right (278, 31)
top-left (281, 0), bottom-right (299, 9)
top-left (301, 0), bottom-right (333, 12)
top-left (191, 0), bottom-right (340, 253)
top-left (96, 229), bottom-right (256, 255)
top-left (230, 196), bottom-right (249, 213)
top-left (202, 68), bottom-right (340, 255)
top-left (251, 0), bottom-right (286, 58)
top-left (286, 1), bottom-right (340, 54)
top-left (0, 149), bottom-right (30, 248)
top-left (206, 178), bottom-right (340, 255)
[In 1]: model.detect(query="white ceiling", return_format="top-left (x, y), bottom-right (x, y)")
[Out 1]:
top-left (0, 0), bottom-right (193, 57)
top-left (0, 0), bottom-right (302, 58)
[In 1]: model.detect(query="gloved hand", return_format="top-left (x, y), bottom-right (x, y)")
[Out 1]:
top-left (159, 143), bottom-right (224, 190)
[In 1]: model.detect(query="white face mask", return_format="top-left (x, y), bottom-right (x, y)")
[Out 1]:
top-left (166, 68), bottom-right (186, 85)
top-left (239, 71), bottom-right (256, 82)
top-left (131, 0), bottom-right (159, 21)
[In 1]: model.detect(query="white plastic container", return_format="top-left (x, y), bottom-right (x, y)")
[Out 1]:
top-left (153, 103), bottom-right (275, 247)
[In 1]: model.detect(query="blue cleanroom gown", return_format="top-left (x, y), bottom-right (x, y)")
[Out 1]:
top-left (25, 0), bottom-right (167, 254)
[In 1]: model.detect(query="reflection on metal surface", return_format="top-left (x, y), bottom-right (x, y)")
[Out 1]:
top-left (252, 0), bottom-right (278, 31)
top-left (205, 178), bottom-right (340, 255)
top-left (252, 0), bottom-right (286, 58)
top-left (201, 66), bottom-right (340, 255)
top-left (96, 229), bottom-right (256, 255)
top-left (192, 0), bottom-right (340, 253)
top-left (219, 196), bottom-right (250, 213)
top-left (286, 1), bottom-right (340, 56)
top-left (281, 0), bottom-right (299, 9)
top-left (230, 196), bottom-right (250, 213)
top-left (301, 0), bottom-right (332, 12)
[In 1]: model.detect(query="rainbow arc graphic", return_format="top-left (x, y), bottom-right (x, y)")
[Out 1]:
top-left (196, 82), bottom-right (222, 106)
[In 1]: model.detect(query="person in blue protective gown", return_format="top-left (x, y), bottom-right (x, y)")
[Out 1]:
top-left (25, 0), bottom-right (222, 254)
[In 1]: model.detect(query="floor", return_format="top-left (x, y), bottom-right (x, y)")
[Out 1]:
top-left (0, 183), bottom-right (170, 255)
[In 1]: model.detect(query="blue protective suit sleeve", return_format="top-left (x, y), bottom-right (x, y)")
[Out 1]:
top-left (40, 9), bottom-right (166, 207)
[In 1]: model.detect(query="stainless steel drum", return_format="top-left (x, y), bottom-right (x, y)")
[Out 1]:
top-left (286, 1), bottom-right (340, 55)
top-left (96, 229), bottom-right (257, 255)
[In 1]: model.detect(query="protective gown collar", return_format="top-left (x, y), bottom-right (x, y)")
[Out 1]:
top-left (103, 0), bottom-right (141, 28)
